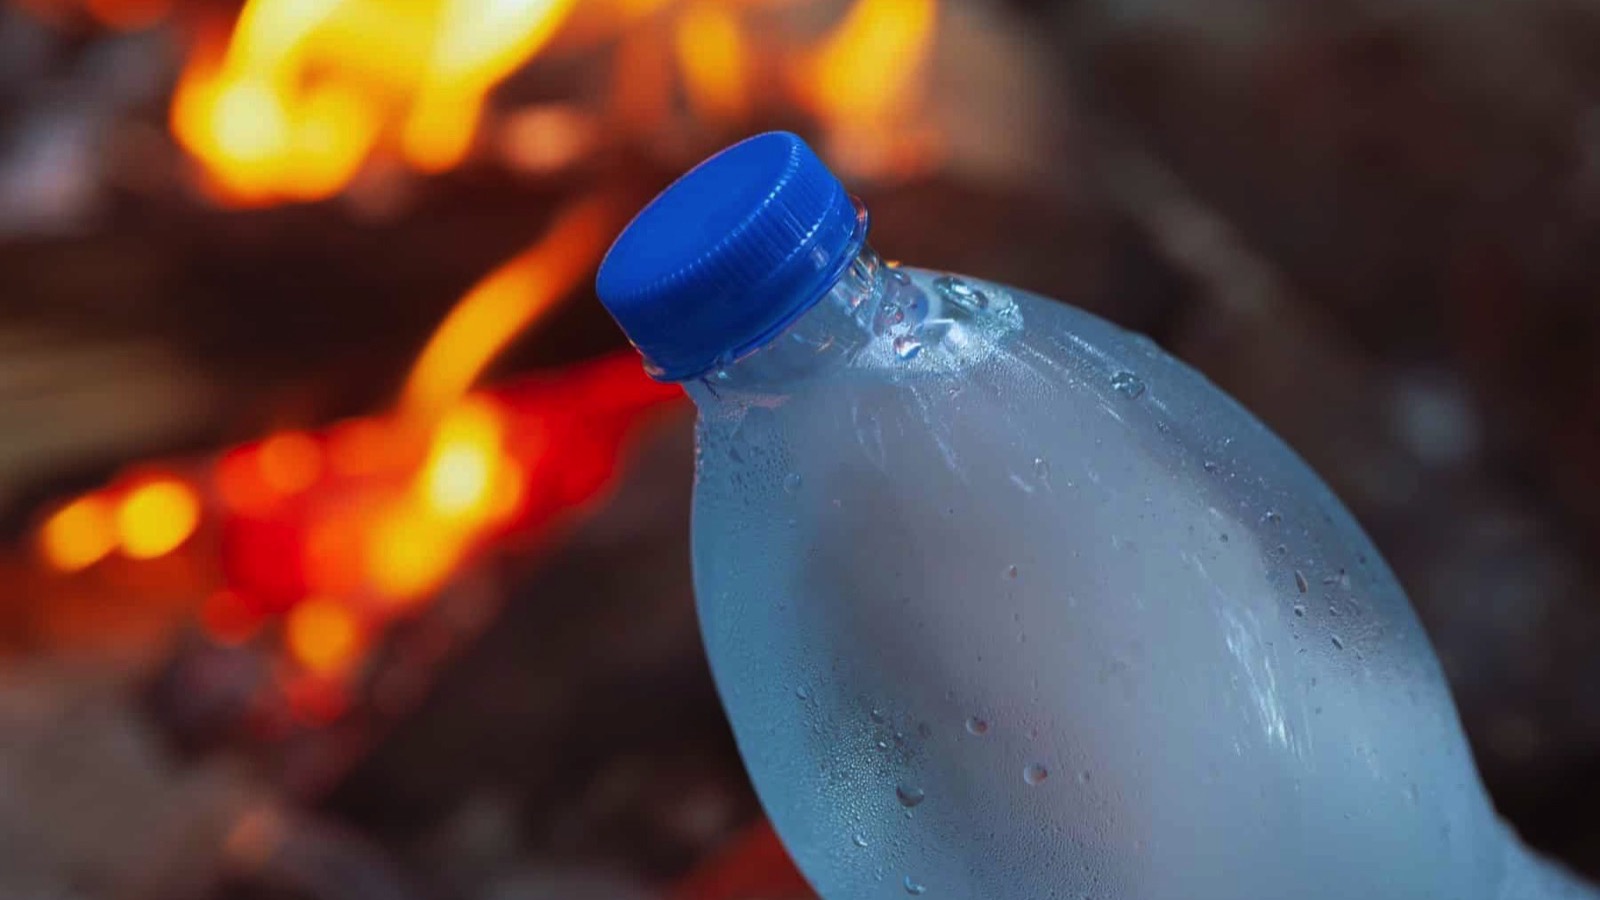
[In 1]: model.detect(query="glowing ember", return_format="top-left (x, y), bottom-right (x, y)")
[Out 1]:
top-left (170, 0), bottom-right (582, 204)
top-left (421, 399), bottom-right (506, 520)
top-left (201, 589), bottom-right (265, 646)
top-left (11, 0), bottom-right (954, 743)
top-left (327, 418), bottom-right (411, 479)
top-left (365, 503), bottom-right (464, 603)
top-left (116, 477), bottom-right (202, 559)
top-left (258, 431), bottom-right (324, 496)
top-left (38, 493), bottom-right (117, 572)
top-left (286, 596), bottom-right (364, 675)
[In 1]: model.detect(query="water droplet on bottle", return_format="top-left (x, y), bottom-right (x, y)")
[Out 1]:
top-left (1293, 604), bottom-right (1306, 617)
top-left (965, 716), bottom-right (990, 735)
top-left (903, 875), bottom-right (927, 895)
top-left (893, 334), bottom-right (922, 360)
top-left (896, 784), bottom-right (925, 808)
top-left (1033, 457), bottom-right (1051, 486)
top-left (1405, 784), bottom-right (1419, 805)
top-left (795, 685), bottom-right (810, 700)
top-left (1263, 510), bottom-right (1282, 525)
top-left (1023, 764), bottom-right (1050, 786)
top-left (1294, 571), bottom-right (1309, 593)
top-left (1004, 565), bottom-right (1018, 579)
top-left (1203, 460), bottom-right (1220, 473)
top-left (934, 275), bottom-right (989, 310)
top-left (853, 833), bottom-right (869, 848)
top-left (783, 472), bottom-right (803, 494)
top-left (1111, 371), bottom-right (1146, 398)
top-left (1330, 635), bottom-right (1345, 650)
top-left (870, 708), bottom-right (885, 723)
top-left (1077, 769), bottom-right (1091, 784)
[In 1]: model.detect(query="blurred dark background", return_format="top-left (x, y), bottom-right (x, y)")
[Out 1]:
top-left (1, 0), bottom-right (1597, 897)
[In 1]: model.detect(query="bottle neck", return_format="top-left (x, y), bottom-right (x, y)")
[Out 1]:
top-left (682, 243), bottom-right (893, 407)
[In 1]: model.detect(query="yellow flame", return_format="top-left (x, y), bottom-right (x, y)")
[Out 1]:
top-left (403, 0), bottom-right (584, 171)
top-left (675, 1), bottom-right (749, 123)
top-left (365, 502), bottom-right (464, 602)
top-left (365, 397), bottom-right (517, 602)
top-left (795, 0), bottom-right (938, 177)
top-left (171, 0), bottom-right (581, 204)
top-left (803, 0), bottom-right (937, 122)
top-left (38, 494), bottom-right (117, 572)
top-left (399, 196), bottom-right (614, 424)
top-left (116, 478), bottom-right (202, 559)
top-left (360, 195), bottom-right (607, 604)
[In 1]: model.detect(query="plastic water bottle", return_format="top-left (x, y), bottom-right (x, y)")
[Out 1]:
top-left (595, 132), bottom-right (1596, 900)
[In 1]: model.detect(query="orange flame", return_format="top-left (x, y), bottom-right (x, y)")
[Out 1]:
top-left (286, 596), bottom-right (364, 674)
top-left (675, 1), bottom-right (750, 124)
top-left (795, 0), bottom-right (938, 177)
top-left (364, 397), bottom-right (517, 603)
top-left (399, 195), bottom-right (615, 425)
top-left (368, 193), bottom-right (611, 601)
top-left (170, 0), bottom-right (581, 205)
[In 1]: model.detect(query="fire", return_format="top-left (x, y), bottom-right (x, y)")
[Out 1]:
top-left (421, 399), bottom-right (506, 519)
top-left (201, 589), bottom-right (265, 646)
top-left (403, 0), bottom-right (584, 172)
top-left (170, 0), bottom-right (581, 204)
top-left (116, 477), bottom-right (203, 560)
top-left (286, 596), bottom-right (363, 674)
top-left (365, 507), bottom-right (461, 602)
top-left (366, 398), bottom-right (519, 602)
top-left (258, 432), bottom-right (324, 495)
top-left (675, 1), bottom-right (750, 124)
top-left (802, 0), bottom-right (937, 121)
top-left (38, 494), bottom-right (117, 572)
top-left (399, 196), bottom-right (615, 425)
top-left (795, 0), bottom-right (939, 177)
top-left (39, 475), bottom-right (204, 569)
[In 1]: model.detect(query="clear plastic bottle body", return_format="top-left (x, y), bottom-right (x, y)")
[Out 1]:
top-left (685, 248), bottom-right (1589, 900)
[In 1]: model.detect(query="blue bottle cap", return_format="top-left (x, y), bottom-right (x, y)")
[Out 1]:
top-left (596, 132), bottom-right (864, 381)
